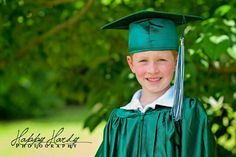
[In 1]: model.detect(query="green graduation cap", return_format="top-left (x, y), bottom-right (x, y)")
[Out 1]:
top-left (102, 10), bottom-right (202, 53)
top-left (102, 10), bottom-right (202, 121)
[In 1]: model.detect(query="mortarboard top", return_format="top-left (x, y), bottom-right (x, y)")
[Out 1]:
top-left (101, 10), bottom-right (203, 30)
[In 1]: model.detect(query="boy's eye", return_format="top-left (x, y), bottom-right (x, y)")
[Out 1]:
top-left (158, 59), bottom-right (167, 62)
top-left (139, 59), bottom-right (147, 62)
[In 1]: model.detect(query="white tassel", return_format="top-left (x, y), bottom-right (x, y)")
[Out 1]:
top-left (172, 36), bottom-right (184, 121)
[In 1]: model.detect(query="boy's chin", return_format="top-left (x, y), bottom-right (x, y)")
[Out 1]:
top-left (143, 87), bottom-right (168, 95)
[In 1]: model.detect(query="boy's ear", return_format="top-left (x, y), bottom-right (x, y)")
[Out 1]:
top-left (127, 55), bottom-right (135, 73)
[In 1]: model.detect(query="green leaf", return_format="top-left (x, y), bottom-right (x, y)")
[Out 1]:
top-left (203, 34), bottom-right (231, 60)
top-left (209, 35), bottom-right (229, 44)
top-left (215, 5), bottom-right (232, 16)
top-left (227, 45), bottom-right (236, 60)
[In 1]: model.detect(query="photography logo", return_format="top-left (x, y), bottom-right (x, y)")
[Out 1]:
top-left (11, 127), bottom-right (92, 149)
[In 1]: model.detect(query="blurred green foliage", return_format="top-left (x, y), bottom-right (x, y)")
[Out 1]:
top-left (0, 0), bottom-right (236, 156)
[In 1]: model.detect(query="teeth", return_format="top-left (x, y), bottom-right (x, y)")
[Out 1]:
top-left (147, 78), bottom-right (161, 81)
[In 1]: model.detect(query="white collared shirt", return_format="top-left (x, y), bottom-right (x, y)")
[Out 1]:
top-left (121, 86), bottom-right (174, 113)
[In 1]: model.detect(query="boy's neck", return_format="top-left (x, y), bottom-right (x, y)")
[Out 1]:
top-left (139, 86), bottom-right (170, 108)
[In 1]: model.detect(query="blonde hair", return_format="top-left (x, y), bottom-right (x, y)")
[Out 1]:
top-left (128, 50), bottom-right (178, 59)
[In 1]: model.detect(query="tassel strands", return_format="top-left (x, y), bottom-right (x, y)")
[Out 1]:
top-left (172, 36), bottom-right (185, 121)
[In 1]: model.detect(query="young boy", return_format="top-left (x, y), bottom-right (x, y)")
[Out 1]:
top-left (96, 10), bottom-right (217, 157)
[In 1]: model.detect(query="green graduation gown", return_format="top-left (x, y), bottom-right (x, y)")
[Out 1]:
top-left (95, 97), bottom-right (217, 157)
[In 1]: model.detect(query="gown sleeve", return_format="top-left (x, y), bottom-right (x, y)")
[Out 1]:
top-left (181, 97), bottom-right (217, 157)
top-left (95, 109), bottom-right (119, 157)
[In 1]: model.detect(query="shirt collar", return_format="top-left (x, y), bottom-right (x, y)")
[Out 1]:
top-left (120, 86), bottom-right (174, 113)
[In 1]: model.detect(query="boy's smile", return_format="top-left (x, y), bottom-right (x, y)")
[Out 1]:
top-left (127, 50), bottom-right (177, 101)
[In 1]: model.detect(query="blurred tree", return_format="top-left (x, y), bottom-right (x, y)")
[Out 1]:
top-left (0, 0), bottom-right (235, 155)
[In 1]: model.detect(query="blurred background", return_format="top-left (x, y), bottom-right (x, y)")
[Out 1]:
top-left (0, 0), bottom-right (236, 156)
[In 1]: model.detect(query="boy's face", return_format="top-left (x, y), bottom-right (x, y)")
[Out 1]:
top-left (127, 50), bottom-right (177, 97)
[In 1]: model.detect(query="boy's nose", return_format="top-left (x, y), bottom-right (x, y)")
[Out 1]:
top-left (147, 62), bottom-right (159, 73)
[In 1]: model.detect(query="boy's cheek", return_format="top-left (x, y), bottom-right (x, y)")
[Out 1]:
top-left (159, 64), bottom-right (176, 73)
top-left (134, 68), bottom-right (146, 77)
top-left (161, 67), bottom-right (173, 74)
